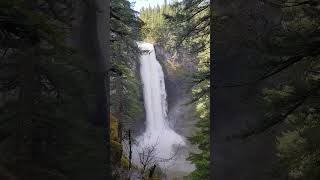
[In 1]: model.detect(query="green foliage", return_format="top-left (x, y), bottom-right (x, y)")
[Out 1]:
top-left (110, 0), bottom-right (144, 124)
top-left (187, 94), bottom-right (210, 180)
top-left (0, 1), bottom-right (109, 179)
top-left (260, 1), bottom-right (320, 179)
top-left (140, 2), bottom-right (177, 49)
top-left (121, 156), bottom-right (129, 169)
top-left (165, 1), bottom-right (210, 179)
top-left (110, 0), bottom-right (147, 178)
top-left (272, 110), bottom-right (320, 180)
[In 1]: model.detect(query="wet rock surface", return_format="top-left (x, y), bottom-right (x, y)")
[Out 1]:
top-left (155, 44), bottom-right (199, 179)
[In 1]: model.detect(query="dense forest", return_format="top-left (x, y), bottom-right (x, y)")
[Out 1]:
top-left (0, 0), bottom-right (110, 179)
top-left (213, 0), bottom-right (320, 179)
top-left (0, 0), bottom-right (319, 180)
top-left (0, 0), bottom-right (209, 179)
top-left (260, 1), bottom-right (320, 179)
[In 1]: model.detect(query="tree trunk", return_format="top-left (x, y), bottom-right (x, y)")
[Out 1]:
top-left (128, 129), bottom-right (132, 170)
top-left (75, 0), bottom-right (111, 179)
top-left (17, 46), bottom-right (36, 161)
top-left (148, 164), bottom-right (156, 179)
top-left (212, 0), bottom-right (282, 179)
top-left (16, 2), bottom-right (40, 164)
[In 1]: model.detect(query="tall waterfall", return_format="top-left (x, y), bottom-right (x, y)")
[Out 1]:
top-left (133, 42), bottom-right (185, 168)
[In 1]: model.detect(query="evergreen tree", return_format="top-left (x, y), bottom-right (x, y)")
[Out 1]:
top-left (259, 1), bottom-right (320, 179)
top-left (0, 0), bottom-right (111, 179)
top-left (110, 0), bottom-right (144, 178)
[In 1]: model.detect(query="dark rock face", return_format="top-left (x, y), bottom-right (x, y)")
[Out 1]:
top-left (212, 0), bottom-right (283, 180)
top-left (154, 45), bottom-right (197, 110)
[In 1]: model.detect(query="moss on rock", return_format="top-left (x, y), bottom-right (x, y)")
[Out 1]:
top-left (121, 156), bottom-right (129, 169)
top-left (110, 115), bottom-right (119, 142)
top-left (110, 114), bottom-right (123, 166)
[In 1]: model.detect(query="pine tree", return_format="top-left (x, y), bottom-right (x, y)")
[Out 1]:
top-left (259, 1), bottom-right (320, 179)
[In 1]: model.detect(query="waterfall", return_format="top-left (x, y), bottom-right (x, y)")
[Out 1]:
top-left (133, 42), bottom-right (185, 168)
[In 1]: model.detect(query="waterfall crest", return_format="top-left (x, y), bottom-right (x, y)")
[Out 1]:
top-left (134, 42), bottom-right (185, 168)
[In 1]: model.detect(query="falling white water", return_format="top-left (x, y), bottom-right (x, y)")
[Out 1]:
top-left (133, 42), bottom-right (185, 168)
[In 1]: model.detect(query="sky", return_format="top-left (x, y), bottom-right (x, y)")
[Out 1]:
top-left (130, 0), bottom-right (172, 12)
